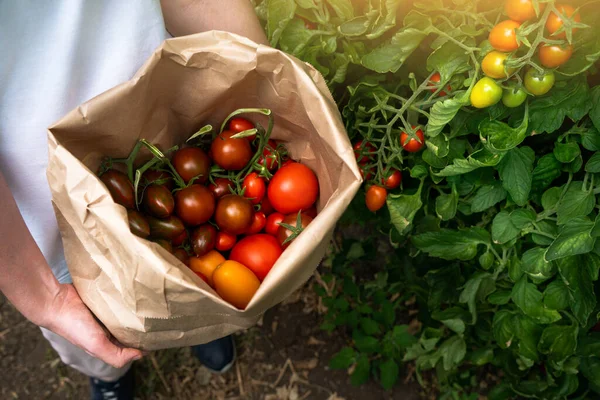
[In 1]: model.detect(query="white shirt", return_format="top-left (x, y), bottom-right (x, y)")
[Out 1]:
top-left (0, 0), bottom-right (169, 283)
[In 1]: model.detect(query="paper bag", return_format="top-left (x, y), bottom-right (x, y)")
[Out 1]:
top-left (46, 31), bottom-right (361, 350)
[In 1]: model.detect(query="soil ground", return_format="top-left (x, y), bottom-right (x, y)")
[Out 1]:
top-left (0, 278), bottom-right (425, 400)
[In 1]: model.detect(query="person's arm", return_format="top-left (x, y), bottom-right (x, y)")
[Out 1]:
top-left (160, 0), bottom-right (269, 45)
top-left (0, 171), bottom-right (142, 368)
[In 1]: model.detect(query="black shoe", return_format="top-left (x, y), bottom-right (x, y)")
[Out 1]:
top-left (90, 366), bottom-right (134, 400)
top-left (191, 335), bottom-right (236, 373)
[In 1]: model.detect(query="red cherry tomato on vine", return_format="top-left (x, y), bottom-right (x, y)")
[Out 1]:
top-left (489, 20), bottom-right (521, 52)
top-left (546, 4), bottom-right (580, 39)
top-left (259, 140), bottom-right (279, 171)
top-left (260, 196), bottom-right (275, 216)
top-left (246, 211), bottom-right (267, 235)
top-left (400, 127), bottom-right (425, 153)
top-left (505, 0), bottom-right (544, 22)
top-left (353, 140), bottom-right (376, 163)
top-left (268, 162), bottom-right (319, 214)
top-left (172, 147), bottom-right (211, 184)
top-left (382, 170), bottom-right (402, 189)
top-left (229, 117), bottom-right (255, 141)
top-left (366, 186), bottom-right (387, 212)
top-left (230, 234), bottom-right (282, 281)
top-left (211, 130), bottom-right (253, 171)
top-left (539, 44), bottom-right (573, 68)
top-left (265, 212), bottom-right (285, 236)
top-left (276, 213), bottom-right (313, 250)
top-left (216, 231), bottom-right (237, 252)
top-left (429, 72), bottom-right (451, 96)
top-left (243, 172), bottom-right (266, 205)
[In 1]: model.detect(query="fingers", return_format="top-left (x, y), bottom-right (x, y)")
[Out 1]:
top-left (86, 333), bottom-right (143, 369)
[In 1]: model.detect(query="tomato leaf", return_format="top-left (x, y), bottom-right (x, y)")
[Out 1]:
top-left (387, 182), bottom-right (423, 235)
top-left (435, 184), bottom-right (458, 221)
top-left (511, 276), bottom-right (562, 324)
top-left (426, 41), bottom-right (470, 81)
top-left (543, 280), bottom-right (572, 311)
top-left (497, 146), bottom-right (535, 206)
top-left (471, 183), bottom-right (507, 213)
top-left (585, 152), bottom-right (600, 173)
top-left (557, 254), bottom-right (599, 326)
top-left (493, 310), bottom-right (516, 349)
top-left (437, 148), bottom-right (504, 176)
top-left (361, 24), bottom-right (427, 73)
top-left (379, 359), bottom-right (399, 390)
top-left (521, 248), bottom-right (556, 283)
top-left (412, 227), bottom-right (490, 261)
top-left (439, 335), bottom-right (467, 371)
top-left (556, 182), bottom-right (596, 225)
top-left (532, 154), bottom-right (563, 193)
top-left (267, 0), bottom-right (297, 46)
top-left (327, 0), bottom-right (355, 20)
top-left (545, 217), bottom-right (596, 261)
top-left (330, 347), bottom-right (356, 369)
top-left (459, 272), bottom-right (495, 324)
top-left (426, 96), bottom-right (469, 138)
top-left (554, 142), bottom-right (581, 163)
top-left (538, 324), bottom-right (578, 366)
top-left (479, 105), bottom-right (529, 152)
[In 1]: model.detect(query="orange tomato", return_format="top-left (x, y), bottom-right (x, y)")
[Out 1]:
top-left (546, 4), bottom-right (580, 39)
top-left (188, 250), bottom-right (225, 286)
top-left (212, 260), bottom-right (260, 309)
top-left (489, 20), bottom-right (521, 52)
top-left (539, 44), bottom-right (573, 68)
top-left (505, 0), bottom-right (545, 22)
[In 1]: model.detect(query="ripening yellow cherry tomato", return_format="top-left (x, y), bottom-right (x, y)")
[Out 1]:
top-left (482, 51), bottom-right (516, 79)
top-left (470, 77), bottom-right (503, 108)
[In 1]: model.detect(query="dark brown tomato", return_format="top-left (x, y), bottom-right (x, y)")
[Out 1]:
top-left (215, 194), bottom-right (254, 235)
top-left (172, 147), bottom-right (211, 184)
top-left (175, 184), bottom-right (215, 226)
top-left (171, 229), bottom-right (188, 247)
top-left (172, 248), bottom-right (190, 266)
top-left (209, 178), bottom-right (233, 199)
top-left (276, 213), bottom-right (313, 249)
top-left (211, 130), bottom-right (252, 171)
top-left (147, 215), bottom-right (185, 240)
top-left (143, 184), bottom-right (174, 218)
top-left (142, 170), bottom-right (174, 190)
top-left (190, 224), bottom-right (217, 257)
top-left (100, 169), bottom-right (135, 209)
top-left (154, 239), bottom-right (173, 253)
top-left (127, 210), bottom-right (150, 238)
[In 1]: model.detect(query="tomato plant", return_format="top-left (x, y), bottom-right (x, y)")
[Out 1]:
top-left (428, 72), bottom-right (450, 96)
top-left (505, 0), bottom-right (544, 22)
top-left (546, 4), bottom-right (580, 38)
top-left (502, 85), bottom-right (528, 107)
top-left (382, 170), bottom-right (402, 189)
top-left (268, 162), bottom-right (319, 214)
top-left (276, 212), bottom-right (313, 249)
top-left (230, 234), bottom-right (282, 281)
top-left (259, 139), bottom-right (279, 171)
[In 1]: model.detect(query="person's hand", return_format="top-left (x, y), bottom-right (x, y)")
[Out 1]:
top-left (42, 284), bottom-right (143, 368)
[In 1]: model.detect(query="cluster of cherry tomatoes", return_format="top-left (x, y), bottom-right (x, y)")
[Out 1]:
top-left (98, 112), bottom-right (319, 309)
top-left (470, 0), bottom-right (579, 108)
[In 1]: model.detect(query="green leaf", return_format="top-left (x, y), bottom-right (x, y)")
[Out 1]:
top-left (488, 290), bottom-right (512, 305)
top-left (521, 248), bottom-right (556, 282)
top-left (585, 152), bottom-right (600, 173)
top-left (508, 254), bottom-right (524, 282)
top-left (557, 182), bottom-right (595, 225)
top-left (387, 183), bottom-right (423, 235)
top-left (351, 354), bottom-right (371, 386)
top-left (391, 325), bottom-right (417, 348)
top-left (538, 324), bottom-right (578, 365)
top-left (591, 86), bottom-right (600, 133)
top-left (469, 348), bottom-right (494, 366)
top-left (479, 251), bottom-right (495, 270)
top-left (459, 272), bottom-right (495, 324)
top-left (493, 310), bottom-right (516, 349)
top-left (330, 347), bottom-right (355, 369)
top-left (361, 27), bottom-right (427, 73)
top-left (517, 315), bottom-right (543, 362)
top-left (480, 107), bottom-right (529, 152)
top-left (491, 209), bottom-right (535, 245)
top-left (439, 335), bottom-right (467, 371)
top-left (354, 333), bottom-right (379, 354)
top-left (497, 146), bottom-right (535, 206)
top-left (432, 307), bottom-right (469, 334)
top-left (279, 19), bottom-right (317, 54)
top-left (338, 16), bottom-right (371, 37)
top-left (554, 142), bottom-right (581, 163)
top-left (532, 154), bottom-right (563, 192)
top-left (426, 96), bottom-right (469, 138)
top-left (580, 357), bottom-right (600, 393)
top-left (327, 0), bottom-right (354, 20)
top-left (267, 0), bottom-right (297, 46)
top-left (435, 185), bottom-right (458, 221)
top-left (542, 186), bottom-right (562, 211)
top-left (529, 76), bottom-right (591, 134)
top-left (360, 318), bottom-right (381, 336)
top-left (511, 276), bottom-right (562, 324)
top-left (437, 149), bottom-right (504, 176)
top-left (558, 254), bottom-right (598, 326)
top-left (532, 220), bottom-right (558, 246)
top-left (582, 126), bottom-right (600, 151)
top-left (426, 41), bottom-right (470, 81)
top-left (545, 218), bottom-right (596, 261)
top-left (543, 280), bottom-right (572, 311)
top-left (412, 227), bottom-right (490, 261)
top-left (471, 183), bottom-right (507, 213)
top-left (379, 359), bottom-right (399, 390)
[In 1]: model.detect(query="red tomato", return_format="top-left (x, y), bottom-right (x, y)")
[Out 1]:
top-left (172, 229), bottom-right (188, 247)
top-left (360, 161), bottom-right (375, 181)
top-left (172, 147), bottom-right (211, 184)
top-left (400, 127), bottom-right (425, 153)
top-left (260, 196), bottom-right (275, 216)
top-left (216, 231), bottom-right (237, 252)
top-left (246, 211), bottom-right (267, 235)
top-left (174, 184), bottom-right (215, 226)
top-left (280, 159), bottom-right (294, 168)
top-left (304, 205), bottom-right (317, 219)
top-left (209, 178), bottom-right (233, 199)
top-left (229, 117), bottom-right (255, 141)
top-left (366, 186), bottom-right (387, 212)
top-left (429, 72), bottom-right (451, 96)
top-left (489, 20), bottom-right (521, 52)
top-left (230, 234), bottom-right (283, 281)
top-left (382, 170), bottom-right (402, 189)
top-left (265, 212), bottom-right (285, 236)
top-left (259, 140), bottom-right (279, 171)
top-left (539, 44), bottom-right (573, 68)
top-left (276, 213), bottom-right (313, 249)
top-left (546, 4), bottom-right (580, 38)
top-left (268, 162), bottom-right (319, 214)
top-left (211, 130), bottom-right (253, 170)
top-left (353, 140), bottom-right (376, 163)
top-left (242, 172), bottom-right (266, 205)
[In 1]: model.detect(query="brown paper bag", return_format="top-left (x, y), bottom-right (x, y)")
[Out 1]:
top-left (46, 31), bottom-right (361, 350)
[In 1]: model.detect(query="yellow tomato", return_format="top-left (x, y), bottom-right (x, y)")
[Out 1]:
top-left (482, 51), bottom-right (515, 79)
top-left (470, 77), bottom-right (503, 108)
top-left (212, 260), bottom-right (260, 309)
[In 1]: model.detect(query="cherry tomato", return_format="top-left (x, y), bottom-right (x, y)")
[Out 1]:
top-left (281, 159), bottom-right (294, 168)
top-left (229, 117), bottom-right (255, 141)
top-left (154, 239), bottom-right (173, 253)
top-left (470, 77), bottom-right (502, 108)
top-left (172, 147), bottom-right (211, 184)
top-left (211, 130), bottom-right (253, 171)
top-left (365, 185), bottom-right (387, 212)
top-left (215, 194), bottom-right (254, 235)
top-left (502, 85), bottom-right (528, 108)
top-left (489, 20), bottom-right (521, 52)
top-left (175, 184), bottom-right (215, 226)
top-left (189, 250), bottom-right (225, 286)
top-left (127, 210), bottom-right (150, 238)
top-left (276, 213), bottom-right (313, 249)
top-left (524, 68), bottom-right (555, 96)
top-left (147, 215), bottom-right (185, 240)
top-left (259, 140), bottom-right (279, 171)
top-left (230, 234), bottom-right (282, 281)
top-left (304, 205), bottom-right (318, 219)
top-left (546, 4), bottom-right (580, 39)
top-left (172, 248), bottom-right (190, 266)
top-left (382, 170), bottom-right (402, 189)
top-left (265, 212), bottom-right (285, 236)
top-left (190, 224), bottom-right (217, 257)
top-left (142, 170), bottom-right (174, 190)
top-left (171, 229), bottom-right (188, 247)
top-left (243, 172), bottom-right (266, 205)
top-left (246, 211), bottom-right (267, 235)
top-left (429, 72), bottom-right (451, 96)
top-left (212, 260), bottom-right (260, 309)
top-left (100, 169), bottom-right (135, 209)
top-left (209, 178), bottom-right (233, 199)
top-left (268, 162), bottom-right (319, 214)
top-left (216, 231), bottom-right (237, 252)
top-left (359, 161), bottom-right (375, 181)
top-left (260, 196), bottom-right (275, 216)
top-left (353, 140), bottom-right (376, 163)
top-left (400, 127), bottom-right (425, 153)
top-left (482, 51), bottom-right (515, 79)
top-left (539, 44), bottom-right (573, 68)
top-left (143, 184), bottom-right (174, 218)
top-left (505, 0), bottom-right (544, 22)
